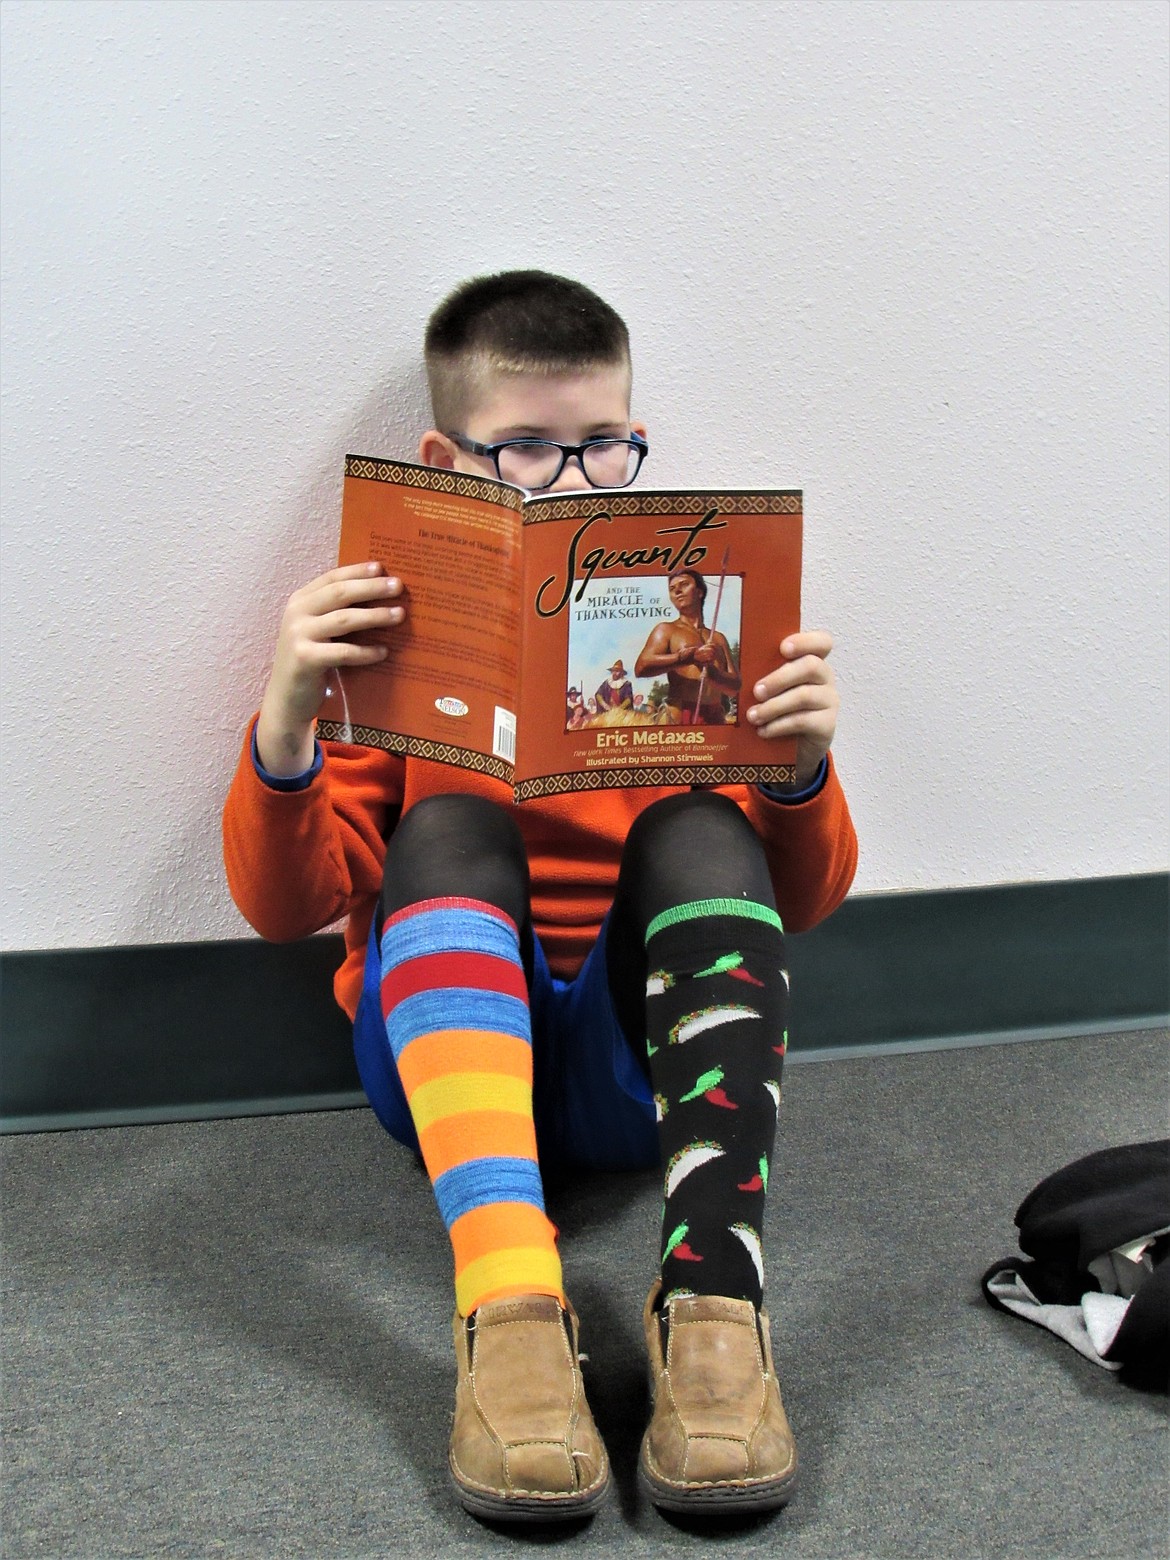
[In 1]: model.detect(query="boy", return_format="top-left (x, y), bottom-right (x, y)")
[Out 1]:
top-left (224, 271), bottom-right (856, 1522)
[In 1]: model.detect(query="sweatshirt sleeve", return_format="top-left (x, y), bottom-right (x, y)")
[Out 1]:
top-left (728, 751), bottom-right (858, 933)
top-left (222, 715), bottom-right (405, 942)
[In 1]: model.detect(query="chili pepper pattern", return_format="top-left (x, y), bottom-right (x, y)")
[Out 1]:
top-left (643, 903), bottom-right (788, 1310)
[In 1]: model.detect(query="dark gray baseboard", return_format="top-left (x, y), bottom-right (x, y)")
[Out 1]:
top-left (2, 873), bottom-right (1166, 1133)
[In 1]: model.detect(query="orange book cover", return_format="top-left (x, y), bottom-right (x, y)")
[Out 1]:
top-left (317, 456), bottom-right (803, 799)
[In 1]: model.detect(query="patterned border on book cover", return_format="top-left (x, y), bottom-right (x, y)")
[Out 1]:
top-left (316, 720), bottom-right (513, 784)
top-left (315, 722), bottom-right (794, 796)
top-left (344, 454), bottom-right (519, 508)
top-left (515, 764), bottom-right (796, 800)
top-left (522, 492), bottom-right (802, 524)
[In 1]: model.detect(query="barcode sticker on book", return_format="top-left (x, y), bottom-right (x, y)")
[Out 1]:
top-left (493, 707), bottom-right (517, 764)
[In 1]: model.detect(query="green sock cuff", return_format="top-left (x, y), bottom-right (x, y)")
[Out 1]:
top-left (645, 897), bottom-right (784, 945)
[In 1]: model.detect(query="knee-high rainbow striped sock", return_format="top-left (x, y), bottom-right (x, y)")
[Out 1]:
top-left (379, 895), bottom-right (563, 1317)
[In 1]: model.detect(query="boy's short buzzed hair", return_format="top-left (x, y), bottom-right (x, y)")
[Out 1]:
top-left (424, 270), bottom-right (631, 430)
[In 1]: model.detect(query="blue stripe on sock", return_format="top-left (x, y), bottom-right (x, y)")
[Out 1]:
top-left (385, 988), bottom-right (531, 1058)
top-left (380, 906), bottom-right (520, 976)
top-left (433, 1156), bottom-right (547, 1225)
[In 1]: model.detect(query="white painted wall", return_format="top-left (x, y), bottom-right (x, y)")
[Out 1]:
top-left (2, 0), bottom-right (1166, 951)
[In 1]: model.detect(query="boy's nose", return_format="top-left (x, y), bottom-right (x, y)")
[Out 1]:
top-left (549, 454), bottom-right (592, 492)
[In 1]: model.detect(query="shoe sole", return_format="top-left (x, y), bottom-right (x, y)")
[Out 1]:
top-left (638, 1458), bottom-right (797, 1515)
top-left (451, 1464), bottom-right (611, 1525)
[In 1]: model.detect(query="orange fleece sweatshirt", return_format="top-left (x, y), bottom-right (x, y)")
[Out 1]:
top-left (222, 717), bottom-right (858, 1020)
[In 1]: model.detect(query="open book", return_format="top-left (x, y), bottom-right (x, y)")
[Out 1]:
top-left (317, 456), bottom-right (802, 801)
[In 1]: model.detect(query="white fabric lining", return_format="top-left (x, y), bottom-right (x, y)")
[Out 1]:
top-left (985, 1269), bottom-right (1127, 1369)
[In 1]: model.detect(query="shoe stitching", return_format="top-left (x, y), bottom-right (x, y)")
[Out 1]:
top-left (459, 1314), bottom-right (598, 1497)
top-left (476, 1315), bottom-right (575, 1369)
top-left (643, 1437), bottom-right (795, 1492)
top-left (456, 1419), bottom-right (605, 1499)
top-left (466, 1373), bottom-right (581, 1449)
top-left (502, 1441), bottom-right (576, 1495)
top-left (452, 1422), bottom-right (608, 1500)
top-left (665, 1315), bottom-right (768, 1417)
top-left (651, 1310), bottom-right (790, 1487)
top-left (451, 1461), bottom-right (607, 1501)
top-left (467, 1321), bottom-right (581, 1413)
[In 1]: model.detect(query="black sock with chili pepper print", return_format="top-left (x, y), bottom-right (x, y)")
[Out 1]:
top-left (643, 897), bottom-right (788, 1311)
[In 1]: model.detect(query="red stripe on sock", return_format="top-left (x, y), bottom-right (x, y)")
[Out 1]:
top-left (383, 897), bottom-right (518, 933)
top-left (381, 951), bottom-right (528, 1011)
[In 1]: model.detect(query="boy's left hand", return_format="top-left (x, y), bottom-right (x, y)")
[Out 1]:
top-left (746, 630), bottom-right (839, 788)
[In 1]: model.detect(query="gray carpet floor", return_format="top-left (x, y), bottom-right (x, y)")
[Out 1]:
top-left (3, 1028), bottom-right (1168, 1560)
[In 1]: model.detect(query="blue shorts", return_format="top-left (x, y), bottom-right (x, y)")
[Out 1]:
top-left (352, 909), bottom-right (659, 1172)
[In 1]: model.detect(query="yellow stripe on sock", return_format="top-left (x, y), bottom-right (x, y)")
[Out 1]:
top-left (407, 1072), bottom-right (531, 1133)
top-left (455, 1246), bottom-right (565, 1317)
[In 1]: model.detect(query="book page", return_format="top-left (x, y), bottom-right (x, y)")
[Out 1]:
top-left (316, 456), bottom-right (523, 780)
top-left (514, 489), bottom-right (802, 799)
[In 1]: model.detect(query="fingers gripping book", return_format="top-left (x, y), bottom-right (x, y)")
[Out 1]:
top-left (317, 456), bottom-right (803, 801)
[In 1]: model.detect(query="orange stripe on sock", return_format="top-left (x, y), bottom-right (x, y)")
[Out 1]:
top-left (450, 1201), bottom-right (559, 1272)
top-left (418, 1110), bottom-right (540, 1181)
top-left (396, 1031), bottom-right (532, 1095)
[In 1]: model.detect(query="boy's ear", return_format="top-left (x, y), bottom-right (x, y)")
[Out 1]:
top-left (631, 419), bottom-right (648, 441)
top-left (419, 429), bottom-right (458, 469)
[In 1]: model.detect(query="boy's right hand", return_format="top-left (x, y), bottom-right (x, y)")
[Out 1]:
top-left (256, 562), bottom-right (405, 776)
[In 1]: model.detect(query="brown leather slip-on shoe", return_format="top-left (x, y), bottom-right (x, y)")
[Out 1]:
top-left (449, 1294), bottom-right (610, 1523)
top-left (638, 1279), bottom-right (799, 1514)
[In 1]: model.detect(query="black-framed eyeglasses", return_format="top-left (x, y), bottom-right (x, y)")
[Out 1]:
top-left (446, 430), bottom-right (648, 491)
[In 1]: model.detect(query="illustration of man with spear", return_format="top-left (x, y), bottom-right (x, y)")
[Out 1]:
top-left (634, 556), bottom-right (740, 725)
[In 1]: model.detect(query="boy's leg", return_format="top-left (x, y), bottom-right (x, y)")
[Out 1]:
top-left (606, 790), bottom-right (798, 1512)
top-left (380, 794), bottom-right (558, 1317)
top-left (608, 791), bottom-right (787, 1310)
top-left (376, 793), bottom-right (608, 1520)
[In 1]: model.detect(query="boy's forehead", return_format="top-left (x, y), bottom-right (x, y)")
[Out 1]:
top-left (466, 361), bottom-right (632, 435)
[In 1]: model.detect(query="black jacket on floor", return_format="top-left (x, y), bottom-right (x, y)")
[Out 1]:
top-left (982, 1139), bottom-right (1169, 1391)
